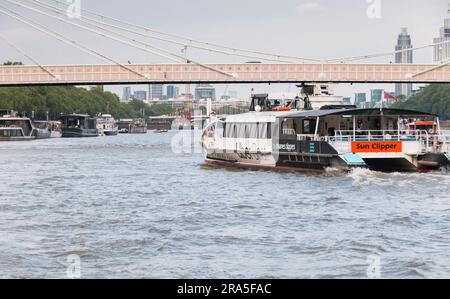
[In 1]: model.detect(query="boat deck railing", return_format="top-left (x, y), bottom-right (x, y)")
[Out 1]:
top-left (333, 130), bottom-right (429, 142)
top-left (442, 135), bottom-right (450, 152)
top-left (296, 130), bottom-right (446, 153)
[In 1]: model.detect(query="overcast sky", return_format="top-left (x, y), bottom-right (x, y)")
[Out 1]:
top-left (0, 0), bottom-right (449, 99)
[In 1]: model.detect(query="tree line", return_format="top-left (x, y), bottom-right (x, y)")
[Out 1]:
top-left (0, 86), bottom-right (173, 120)
top-left (393, 84), bottom-right (450, 120)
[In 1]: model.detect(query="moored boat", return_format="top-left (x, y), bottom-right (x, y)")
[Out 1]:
top-left (116, 119), bottom-right (147, 134)
top-left (0, 110), bottom-right (36, 141)
top-left (49, 121), bottom-right (62, 138)
top-left (32, 121), bottom-right (52, 139)
top-left (60, 114), bottom-right (99, 138)
top-left (96, 114), bottom-right (118, 136)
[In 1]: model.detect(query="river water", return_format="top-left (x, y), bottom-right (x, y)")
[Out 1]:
top-left (0, 131), bottom-right (450, 279)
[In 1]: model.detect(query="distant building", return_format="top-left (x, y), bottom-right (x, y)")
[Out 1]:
top-left (433, 18), bottom-right (450, 63)
top-left (122, 87), bottom-right (131, 102)
top-left (370, 89), bottom-right (384, 108)
top-left (133, 90), bottom-right (147, 101)
top-left (342, 97), bottom-right (351, 105)
top-left (195, 84), bottom-right (216, 100)
top-left (395, 28), bottom-right (413, 97)
top-left (354, 93), bottom-right (367, 108)
top-left (180, 93), bottom-right (193, 100)
top-left (166, 85), bottom-right (180, 99)
top-left (149, 84), bottom-right (164, 100)
top-left (220, 95), bottom-right (231, 100)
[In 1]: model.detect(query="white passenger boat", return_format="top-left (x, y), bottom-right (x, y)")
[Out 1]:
top-left (96, 114), bottom-right (118, 136)
top-left (0, 110), bottom-right (36, 141)
top-left (202, 93), bottom-right (450, 173)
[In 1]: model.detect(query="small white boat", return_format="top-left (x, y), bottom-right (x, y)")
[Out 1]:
top-left (96, 114), bottom-right (118, 136)
top-left (49, 121), bottom-right (62, 138)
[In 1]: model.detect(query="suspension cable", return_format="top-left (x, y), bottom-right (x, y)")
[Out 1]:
top-left (6, 0), bottom-right (234, 77)
top-left (27, 0), bottom-right (298, 64)
top-left (0, 4), bottom-right (148, 78)
top-left (33, 0), bottom-right (321, 63)
top-left (327, 40), bottom-right (450, 63)
top-left (0, 32), bottom-right (58, 79)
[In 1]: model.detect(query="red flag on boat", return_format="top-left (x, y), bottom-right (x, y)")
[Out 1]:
top-left (384, 92), bottom-right (397, 101)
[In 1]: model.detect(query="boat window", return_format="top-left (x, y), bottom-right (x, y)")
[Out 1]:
top-left (258, 123), bottom-right (268, 139)
top-left (215, 122), bottom-right (224, 138)
top-left (225, 123), bottom-right (234, 138)
top-left (225, 122), bottom-right (271, 139)
top-left (88, 119), bottom-right (96, 129)
top-left (303, 119), bottom-right (317, 134)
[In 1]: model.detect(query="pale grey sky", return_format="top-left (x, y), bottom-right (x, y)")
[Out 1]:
top-left (0, 0), bottom-right (449, 99)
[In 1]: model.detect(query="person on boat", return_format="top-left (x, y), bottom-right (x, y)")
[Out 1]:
top-left (356, 120), bottom-right (364, 136)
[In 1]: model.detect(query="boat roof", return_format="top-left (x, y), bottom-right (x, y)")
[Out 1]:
top-left (0, 116), bottom-right (31, 121)
top-left (277, 108), bottom-right (437, 119)
top-left (60, 114), bottom-right (91, 118)
top-left (225, 108), bottom-right (436, 123)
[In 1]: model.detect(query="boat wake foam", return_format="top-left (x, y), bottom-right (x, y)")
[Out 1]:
top-left (348, 167), bottom-right (450, 187)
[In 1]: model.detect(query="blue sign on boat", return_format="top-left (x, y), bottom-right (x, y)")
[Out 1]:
top-left (342, 153), bottom-right (366, 165)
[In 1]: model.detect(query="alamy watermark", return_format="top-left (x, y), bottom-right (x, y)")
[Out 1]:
top-left (66, 0), bottom-right (81, 19)
top-left (366, 255), bottom-right (381, 279)
top-left (366, 0), bottom-right (382, 19)
top-left (66, 254), bottom-right (81, 279)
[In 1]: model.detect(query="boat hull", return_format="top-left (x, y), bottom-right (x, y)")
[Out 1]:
top-left (35, 130), bottom-right (52, 140)
top-left (62, 128), bottom-right (99, 138)
top-left (0, 136), bottom-right (35, 141)
top-left (103, 130), bottom-right (118, 136)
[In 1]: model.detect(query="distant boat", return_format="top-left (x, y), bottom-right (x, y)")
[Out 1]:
top-left (32, 121), bottom-right (52, 139)
top-left (154, 129), bottom-right (169, 134)
top-left (49, 121), bottom-right (62, 138)
top-left (0, 111), bottom-right (36, 141)
top-left (60, 114), bottom-right (99, 138)
top-left (117, 119), bottom-right (147, 134)
top-left (96, 114), bottom-right (118, 136)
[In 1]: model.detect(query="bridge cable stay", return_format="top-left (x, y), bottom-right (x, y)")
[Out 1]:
top-left (31, 0), bottom-right (321, 63)
top-left (15, 0), bottom-right (250, 73)
top-left (412, 58), bottom-right (450, 78)
top-left (26, 0), bottom-right (299, 64)
top-left (6, 0), bottom-right (184, 64)
top-left (18, 0), bottom-right (450, 66)
top-left (0, 33), bottom-right (58, 79)
top-left (34, 0), bottom-right (450, 66)
top-left (326, 40), bottom-right (450, 63)
top-left (6, 0), bottom-right (235, 78)
top-left (0, 5), bottom-right (149, 79)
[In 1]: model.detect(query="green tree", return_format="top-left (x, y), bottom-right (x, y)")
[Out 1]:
top-left (0, 86), bottom-right (164, 120)
top-left (3, 61), bottom-right (23, 66)
top-left (392, 84), bottom-right (450, 120)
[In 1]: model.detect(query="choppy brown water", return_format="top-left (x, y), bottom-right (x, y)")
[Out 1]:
top-left (0, 131), bottom-right (450, 278)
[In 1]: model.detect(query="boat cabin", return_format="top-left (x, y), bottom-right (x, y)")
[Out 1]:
top-left (278, 108), bottom-right (439, 143)
top-left (60, 114), bottom-right (98, 137)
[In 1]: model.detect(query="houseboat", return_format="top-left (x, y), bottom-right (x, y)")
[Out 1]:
top-left (0, 110), bottom-right (36, 141)
top-left (96, 114), bottom-right (118, 136)
top-left (60, 114), bottom-right (99, 138)
top-left (32, 121), bottom-right (52, 139)
top-left (116, 119), bottom-right (147, 134)
top-left (202, 93), bottom-right (450, 173)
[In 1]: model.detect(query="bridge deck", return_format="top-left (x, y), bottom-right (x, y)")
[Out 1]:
top-left (0, 63), bottom-right (449, 86)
